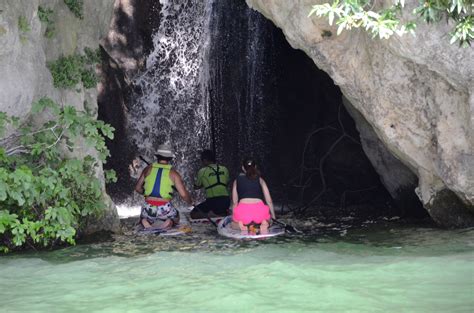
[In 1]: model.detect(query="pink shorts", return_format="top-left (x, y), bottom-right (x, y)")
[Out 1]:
top-left (233, 201), bottom-right (271, 225)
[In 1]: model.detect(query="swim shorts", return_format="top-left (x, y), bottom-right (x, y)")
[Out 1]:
top-left (232, 201), bottom-right (270, 225)
top-left (140, 201), bottom-right (178, 224)
top-left (194, 196), bottom-right (230, 216)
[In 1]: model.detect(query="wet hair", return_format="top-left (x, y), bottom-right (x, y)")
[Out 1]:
top-left (155, 154), bottom-right (173, 162)
top-left (242, 157), bottom-right (260, 180)
top-left (200, 149), bottom-right (216, 163)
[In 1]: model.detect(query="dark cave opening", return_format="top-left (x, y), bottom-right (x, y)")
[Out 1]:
top-left (268, 46), bottom-right (396, 217)
top-left (208, 0), bottom-right (425, 219)
top-left (98, 0), bottom-right (426, 219)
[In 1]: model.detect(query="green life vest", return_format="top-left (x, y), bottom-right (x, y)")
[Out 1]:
top-left (144, 163), bottom-right (174, 200)
top-left (195, 164), bottom-right (229, 198)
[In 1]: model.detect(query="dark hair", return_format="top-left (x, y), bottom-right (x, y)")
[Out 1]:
top-left (200, 149), bottom-right (216, 163)
top-left (242, 157), bottom-right (260, 179)
top-left (155, 154), bottom-right (173, 162)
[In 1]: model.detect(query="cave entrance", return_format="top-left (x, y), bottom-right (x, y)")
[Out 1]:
top-left (98, 0), bottom-right (426, 219)
top-left (208, 0), bottom-right (426, 219)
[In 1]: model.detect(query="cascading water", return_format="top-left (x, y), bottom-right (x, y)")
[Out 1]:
top-left (113, 0), bottom-right (394, 215)
top-left (129, 0), bottom-right (214, 187)
top-left (207, 0), bottom-right (279, 178)
top-left (118, 0), bottom-right (278, 213)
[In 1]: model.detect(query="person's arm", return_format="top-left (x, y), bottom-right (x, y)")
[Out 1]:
top-left (260, 178), bottom-right (275, 219)
top-left (134, 165), bottom-right (151, 195)
top-left (171, 169), bottom-right (193, 205)
top-left (231, 180), bottom-right (238, 210)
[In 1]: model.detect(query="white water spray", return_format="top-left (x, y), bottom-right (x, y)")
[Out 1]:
top-left (129, 0), bottom-right (214, 188)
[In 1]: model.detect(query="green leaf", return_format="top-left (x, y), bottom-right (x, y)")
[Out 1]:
top-left (0, 181), bottom-right (7, 201)
top-left (104, 169), bottom-right (117, 183)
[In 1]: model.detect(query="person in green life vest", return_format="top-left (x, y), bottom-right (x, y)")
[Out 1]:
top-left (135, 144), bottom-right (193, 229)
top-left (191, 149), bottom-right (230, 219)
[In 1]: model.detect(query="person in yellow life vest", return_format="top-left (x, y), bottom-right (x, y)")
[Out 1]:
top-left (191, 150), bottom-right (230, 219)
top-left (134, 144), bottom-right (192, 229)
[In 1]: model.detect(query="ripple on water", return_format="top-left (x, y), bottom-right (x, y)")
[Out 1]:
top-left (1, 221), bottom-right (473, 313)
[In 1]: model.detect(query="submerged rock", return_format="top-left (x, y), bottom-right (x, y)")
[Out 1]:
top-left (245, 0), bottom-right (474, 227)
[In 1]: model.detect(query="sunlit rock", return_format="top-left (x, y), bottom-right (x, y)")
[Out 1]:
top-left (246, 0), bottom-right (474, 227)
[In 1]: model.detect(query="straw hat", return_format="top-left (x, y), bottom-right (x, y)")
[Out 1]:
top-left (155, 144), bottom-right (175, 158)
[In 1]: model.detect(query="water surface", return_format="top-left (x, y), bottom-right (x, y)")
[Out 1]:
top-left (1, 221), bottom-right (473, 313)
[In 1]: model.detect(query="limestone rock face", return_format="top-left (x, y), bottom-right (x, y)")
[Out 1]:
top-left (0, 0), bottom-right (119, 232)
top-left (246, 0), bottom-right (474, 227)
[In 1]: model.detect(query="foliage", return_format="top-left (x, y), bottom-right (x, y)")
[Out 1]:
top-left (309, 0), bottom-right (474, 47)
top-left (38, 6), bottom-right (56, 38)
top-left (47, 48), bottom-right (102, 89)
top-left (0, 98), bottom-right (115, 252)
top-left (63, 0), bottom-right (84, 20)
top-left (18, 16), bottom-right (30, 33)
top-left (18, 15), bottom-right (30, 43)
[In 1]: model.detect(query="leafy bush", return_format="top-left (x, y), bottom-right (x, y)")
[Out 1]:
top-left (309, 0), bottom-right (474, 47)
top-left (63, 0), bottom-right (84, 19)
top-left (0, 98), bottom-right (115, 253)
top-left (38, 6), bottom-right (56, 38)
top-left (47, 48), bottom-right (102, 89)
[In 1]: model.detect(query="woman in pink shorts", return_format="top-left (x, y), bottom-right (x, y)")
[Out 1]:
top-left (231, 158), bottom-right (276, 234)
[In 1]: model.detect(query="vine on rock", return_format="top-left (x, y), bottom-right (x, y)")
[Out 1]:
top-left (0, 98), bottom-right (116, 253)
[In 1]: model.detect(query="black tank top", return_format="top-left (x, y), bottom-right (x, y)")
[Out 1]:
top-left (236, 174), bottom-right (264, 200)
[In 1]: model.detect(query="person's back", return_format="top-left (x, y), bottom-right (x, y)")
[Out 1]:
top-left (135, 144), bottom-right (192, 229)
top-left (231, 158), bottom-right (275, 234)
top-left (143, 162), bottom-right (174, 200)
top-left (192, 150), bottom-right (230, 219)
top-left (235, 173), bottom-right (263, 201)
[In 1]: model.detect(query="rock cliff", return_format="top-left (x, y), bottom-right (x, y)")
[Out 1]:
top-left (0, 0), bottom-right (119, 233)
top-left (246, 0), bottom-right (474, 227)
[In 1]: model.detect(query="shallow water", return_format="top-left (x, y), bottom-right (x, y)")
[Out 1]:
top-left (1, 220), bottom-right (473, 313)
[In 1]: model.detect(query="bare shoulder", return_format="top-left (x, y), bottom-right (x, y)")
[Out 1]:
top-left (170, 168), bottom-right (182, 180)
top-left (142, 164), bottom-right (152, 176)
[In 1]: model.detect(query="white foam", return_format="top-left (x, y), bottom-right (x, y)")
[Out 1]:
top-left (116, 205), bottom-right (141, 218)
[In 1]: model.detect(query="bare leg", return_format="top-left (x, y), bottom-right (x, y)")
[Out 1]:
top-left (141, 218), bottom-right (152, 229)
top-left (150, 219), bottom-right (173, 230)
top-left (260, 220), bottom-right (269, 234)
top-left (160, 219), bottom-right (173, 229)
top-left (171, 215), bottom-right (180, 225)
top-left (238, 221), bottom-right (248, 234)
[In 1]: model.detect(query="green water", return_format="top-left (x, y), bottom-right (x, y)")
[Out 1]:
top-left (1, 222), bottom-right (473, 313)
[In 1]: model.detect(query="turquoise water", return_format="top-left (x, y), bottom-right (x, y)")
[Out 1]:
top-left (1, 222), bottom-right (473, 313)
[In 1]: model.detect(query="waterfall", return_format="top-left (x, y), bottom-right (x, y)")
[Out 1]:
top-left (111, 0), bottom-right (396, 216)
top-left (208, 0), bottom-right (278, 177)
top-left (118, 0), bottom-right (278, 212)
top-left (129, 0), bottom-right (214, 186)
